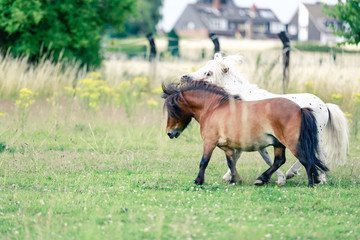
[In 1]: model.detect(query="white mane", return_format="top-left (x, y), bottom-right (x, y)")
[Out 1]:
top-left (205, 53), bottom-right (274, 99)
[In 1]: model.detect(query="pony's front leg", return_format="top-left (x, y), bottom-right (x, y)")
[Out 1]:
top-left (194, 143), bottom-right (215, 185)
top-left (258, 148), bottom-right (286, 186)
top-left (225, 150), bottom-right (242, 185)
top-left (222, 150), bottom-right (242, 182)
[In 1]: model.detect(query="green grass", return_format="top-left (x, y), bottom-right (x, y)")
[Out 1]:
top-left (293, 41), bottom-right (360, 54)
top-left (0, 103), bottom-right (359, 240)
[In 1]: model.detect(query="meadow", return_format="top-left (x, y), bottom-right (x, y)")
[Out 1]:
top-left (0, 40), bottom-right (360, 239)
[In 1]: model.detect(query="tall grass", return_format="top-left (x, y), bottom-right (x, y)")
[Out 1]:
top-left (0, 52), bottom-right (87, 98)
top-left (1, 43), bottom-right (359, 133)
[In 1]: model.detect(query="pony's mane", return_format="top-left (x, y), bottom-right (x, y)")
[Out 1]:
top-left (162, 80), bottom-right (241, 118)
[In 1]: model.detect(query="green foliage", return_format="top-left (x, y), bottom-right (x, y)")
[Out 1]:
top-left (106, 39), bottom-right (147, 57)
top-left (293, 41), bottom-right (360, 53)
top-left (0, 0), bottom-right (136, 67)
top-left (323, 0), bottom-right (360, 45)
top-left (118, 0), bottom-right (163, 37)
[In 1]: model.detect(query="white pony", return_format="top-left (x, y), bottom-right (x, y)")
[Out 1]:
top-left (181, 53), bottom-right (349, 185)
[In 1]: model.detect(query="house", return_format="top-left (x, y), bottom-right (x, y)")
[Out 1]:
top-left (173, 0), bottom-right (284, 39)
top-left (286, 3), bottom-right (344, 44)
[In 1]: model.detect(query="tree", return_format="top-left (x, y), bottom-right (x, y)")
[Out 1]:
top-left (118, 0), bottom-right (163, 37)
top-left (0, 0), bottom-right (136, 67)
top-left (324, 0), bottom-right (360, 45)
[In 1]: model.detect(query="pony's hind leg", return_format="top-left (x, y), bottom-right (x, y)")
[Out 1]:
top-left (258, 148), bottom-right (286, 186)
top-left (318, 144), bottom-right (327, 184)
top-left (255, 147), bottom-right (286, 186)
top-left (225, 150), bottom-right (242, 185)
top-left (222, 149), bottom-right (286, 185)
top-left (222, 150), bottom-right (242, 182)
top-left (286, 161), bottom-right (302, 179)
top-left (286, 143), bottom-right (326, 184)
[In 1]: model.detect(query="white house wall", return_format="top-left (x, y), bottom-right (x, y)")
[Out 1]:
top-left (298, 3), bottom-right (309, 41)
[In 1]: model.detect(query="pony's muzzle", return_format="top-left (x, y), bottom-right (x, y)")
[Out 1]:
top-left (180, 74), bottom-right (191, 81)
top-left (167, 130), bottom-right (181, 139)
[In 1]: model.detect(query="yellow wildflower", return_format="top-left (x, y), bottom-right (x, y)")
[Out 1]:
top-left (64, 86), bottom-right (75, 94)
top-left (304, 81), bottom-right (315, 92)
top-left (81, 92), bottom-right (90, 98)
top-left (133, 77), bottom-right (148, 88)
top-left (0, 112), bottom-right (5, 117)
top-left (152, 85), bottom-right (162, 94)
top-left (89, 102), bottom-right (99, 110)
top-left (191, 66), bottom-right (199, 72)
top-left (90, 72), bottom-right (102, 79)
top-left (118, 81), bottom-right (131, 90)
top-left (354, 92), bottom-right (360, 103)
top-left (147, 99), bottom-right (159, 107)
top-left (345, 112), bottom-right (353, 118)
top-left (331, 93), bottom-right (343, 102)
top-left (19, 88), bottom-right (34, 95)
top-left (90, 93), bottom-right (100, 99)
top-left (344, 112), bottom-right (353, 123)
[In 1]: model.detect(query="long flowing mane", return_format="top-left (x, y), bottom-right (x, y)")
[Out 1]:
top-left (161, 80), bottom-right (241, 118)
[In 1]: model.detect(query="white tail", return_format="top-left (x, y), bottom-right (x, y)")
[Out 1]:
top-left (323, 103), bottom-right (349, 167)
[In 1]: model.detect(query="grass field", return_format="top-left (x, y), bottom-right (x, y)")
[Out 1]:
top-left (0, 45), bottom-right (360, 239)
top-left (0, 100), bottom-right (359, 239)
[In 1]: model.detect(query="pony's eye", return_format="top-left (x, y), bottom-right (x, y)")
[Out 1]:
top-left (206, 71), bottom-right (212, 77)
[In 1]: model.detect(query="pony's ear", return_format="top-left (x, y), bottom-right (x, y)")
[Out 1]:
top-left (222, 67), bottom-right (229, 73)
top-left (214, 52), bottom-right (222, 60)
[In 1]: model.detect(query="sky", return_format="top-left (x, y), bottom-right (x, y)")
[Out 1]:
top-left (159, 0), bottom-right (338, 32)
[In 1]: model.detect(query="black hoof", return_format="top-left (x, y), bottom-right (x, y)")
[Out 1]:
top-left (194, 178), bottom-right (204, 185)
top-left (255, 176), bottom-right (268, 186)
top-left (314, 176), bottom-right (321, 184)
top-left (308, 183), bottom-right (314, 188)
top-left (254, 179), bottom-right (264, 186)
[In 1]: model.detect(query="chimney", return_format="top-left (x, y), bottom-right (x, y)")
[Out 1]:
top-left (213, 0), bottom-right (220, 11)
top-left (250, 4), bottom-right (257, 12)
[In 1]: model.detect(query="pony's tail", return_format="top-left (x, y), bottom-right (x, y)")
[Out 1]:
top-left (323, 103), bottom-right (349, 167)
top-left (298, 108), bottom-right (329, 173)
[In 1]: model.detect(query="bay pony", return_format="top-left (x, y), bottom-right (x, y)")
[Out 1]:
top-left (162, 81), bottom-right (329, 187)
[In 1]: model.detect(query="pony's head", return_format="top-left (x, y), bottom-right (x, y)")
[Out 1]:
top-left (180, 53), bottom-right (243, 86)
top-left (161, 82), bottom-right (193, 139)
top-left (161, 80), bottom-right (239, 139)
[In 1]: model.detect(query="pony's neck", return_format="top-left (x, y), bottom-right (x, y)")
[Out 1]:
top-left (219, 71), bottom-right (277, 100)
top-left (182, 91), bottom-right (219, 123)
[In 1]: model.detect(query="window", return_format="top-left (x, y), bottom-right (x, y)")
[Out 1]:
top-left (238, 9), bottom-right (246, 16)
top-left (187, 21), bottom-right (195, 30)
top-left (288, 24), bottom-right (297, 35)
top-left (254, 23), bottom-right (267, 33)
top-left (208, 18), bottom-right (228, 30)
top-left (269, 22), bottom-right (285, 33)
top-left (259, 10), bottom-right (275, 19)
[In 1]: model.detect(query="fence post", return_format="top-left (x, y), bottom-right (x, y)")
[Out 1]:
top-left (278, 31), bottom-right (290, 93)
top-left (146, 33), bottom-right (156, 90)
top-left (209, 33), bottom-right (220, 56)
top-left (146, 33), bottom-right (157, 62)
